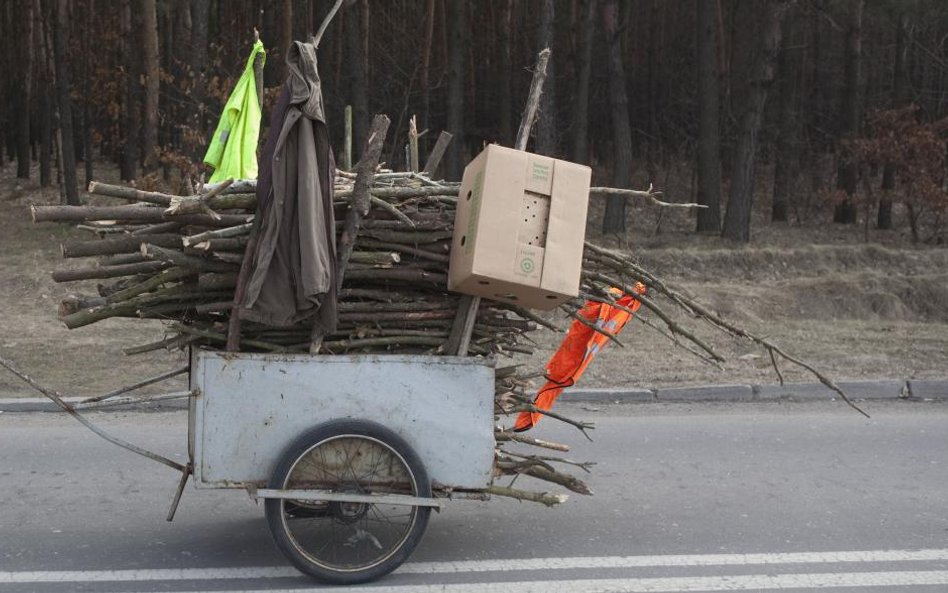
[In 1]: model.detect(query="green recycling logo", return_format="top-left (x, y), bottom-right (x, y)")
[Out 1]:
top-left (520, 257), bottom-right (536, 274)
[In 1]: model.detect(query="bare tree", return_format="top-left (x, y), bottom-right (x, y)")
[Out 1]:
top-left (570, 0), bottom-right (596, 164)
top-left (80, 0), bottom-right (94, 185)
top-left (189, 0), bottom-right (209, 161)
top-left (445, 0), bottom-right (467, 180)
top-left (833, 0), bottom-right (864, 225)
top-left (278, 0), bottom-right (292, 83)
top-left (879, 9), bottom-right (911, 230)
top-left (600, 0), bottom-right (634, 235)
top-left (695, 0), bottom-right (722, 231)
top-left (345, 0), bottom-right (369, 161)
top-left (190, 0), bottom-right (208, 78)
top-left (120, 0), bottom-right (140, 181)
top-left (15, 0), bottom-right (33, 179)
top-left (721, 0), bottom-right (784, 242)
top-left (142, 0), bottom-right (160, 173)
top-left (498, 0), bottom-right (514, 146)
top-left (420, 0), bottom-right (436, 140)
top-left (535, 0), bottom-right (556, 156)
top-left (35, 0), bottom-right (52, 187)
top-left (772, 6), bottom-right (801, 223)
top-left (52, 0), bottom-right (78, 204)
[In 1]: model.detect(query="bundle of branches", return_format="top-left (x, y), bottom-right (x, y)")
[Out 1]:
top-left (33, 170), bottom-right (547, 359)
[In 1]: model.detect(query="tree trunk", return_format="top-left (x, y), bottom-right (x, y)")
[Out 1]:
top-left (0, 3), bottom-right (5, 164)
top-left (191, 0), bottom-right (208, 77)
top-left (600, 0), bottom-right (633, 235)
top-left (81, 0), bottom-right (94, 185)
top-left (721, 1), bottom-right (783, 242)
top-left (53, 0), bottom-right (78, 205)
top-left (772, 7), bottom-right (799, 223)
top-left (141, 0), bottom-right (160, 173)
top-left (420, 0), bottom-right (435, 143)
top-left (163, 0), bottom-right (190, 168)
top-left (879, 10), bottom-right (910, 230)
top-left (498, 0), bottom-right (514, 146)
top-left (695, 0), bottom-right (722, 231)
top-left (189, 0), bottom-right (209, 161)
top-left (644, 0), bottom-right (659, 169)
top-left (570, 0), bottom-right (595, 164)
top-left (535, 0), bottom-right (556, 156)
top-left (277, 0), bottom-right (292, 83)
top-left (803, 4), bottom-right (826, 202)
top-left (833, 0), bottom-right (864, 225)
top-left (35, 0), bottom-right (52, 187)
top-left (445, 0), bottom-right (466, 181)
top-left (1, 0), bottom-right (13, 166)
top-left (345, 0), bottom-right (369, 164)
top-left (121, 0), bottom-right (140, 181)
top-left (15, 0), bottom-right (33, 179)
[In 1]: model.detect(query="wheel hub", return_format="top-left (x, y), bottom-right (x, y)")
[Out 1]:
top-left (330, 484), bottom-right (370, 524)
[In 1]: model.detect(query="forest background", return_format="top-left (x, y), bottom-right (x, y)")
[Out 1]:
top-left (5, 0), bottom-right (948, 243)
top-left (2, 0), bottom-right (948, 396)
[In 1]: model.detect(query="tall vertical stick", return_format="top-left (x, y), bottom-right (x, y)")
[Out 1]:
top-left (336, 115), bottom-right (391, 280)
top-left (344, 105), bottom-right (353, 171)
top-left (422, 131), bottom-right (453, 177)
top-left (515, 48), bottom-right (551, 151)
top-left (408, 115), bottom-right (420, 172)
top-left (252, 28), bottom-right (264, 110)
top-left (311, 0), bottom-right (344, 48)
top-left (311, 114), bottom-right (390, 352)
top-left (446, 49), bottom-right (551, 357)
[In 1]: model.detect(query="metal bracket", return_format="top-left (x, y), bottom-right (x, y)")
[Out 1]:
top-left (166, 462), bottom-right (193, 522)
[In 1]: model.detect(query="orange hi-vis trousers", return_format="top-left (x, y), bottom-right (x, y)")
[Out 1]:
top-left (514, 283), bottom-right (646, 432)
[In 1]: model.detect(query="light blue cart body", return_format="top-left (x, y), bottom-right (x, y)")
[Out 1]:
top-left (188, 350), bottom-right (496, 493)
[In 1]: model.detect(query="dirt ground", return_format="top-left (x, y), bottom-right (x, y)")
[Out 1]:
top-left (2, 160), bottom-right (947, 398)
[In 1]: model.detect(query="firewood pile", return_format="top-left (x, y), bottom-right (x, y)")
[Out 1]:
top-left (33, 172), bottom-right (544, 360)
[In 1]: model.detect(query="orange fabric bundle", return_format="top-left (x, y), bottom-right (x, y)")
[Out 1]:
top-left (514, 283), bottom-right (646, 432)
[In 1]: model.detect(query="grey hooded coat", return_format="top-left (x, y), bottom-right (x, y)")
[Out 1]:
top-left (242, 40), bottom-right (337, 333)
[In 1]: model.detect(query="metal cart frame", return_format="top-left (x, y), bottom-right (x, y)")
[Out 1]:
top-left (187, 349), bottom-right (496, 583)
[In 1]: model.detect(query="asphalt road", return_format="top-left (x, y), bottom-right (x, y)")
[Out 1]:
top-left (2, 400), bottom-right (947, 592)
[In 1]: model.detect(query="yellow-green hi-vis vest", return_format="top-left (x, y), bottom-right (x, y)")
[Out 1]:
top-left (204, 39), bottom-right (266, 183)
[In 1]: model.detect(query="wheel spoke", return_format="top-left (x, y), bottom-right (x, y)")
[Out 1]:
top-left (356, 445), bottom-right (385, 486)
top-left (368, 503), bottom-right (413, 529)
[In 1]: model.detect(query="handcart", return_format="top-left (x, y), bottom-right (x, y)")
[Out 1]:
top-left (187, 349), bottom-right (496, 584)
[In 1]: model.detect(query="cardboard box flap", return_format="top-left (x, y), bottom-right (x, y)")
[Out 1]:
top-left (524, 153), bottom-right (555, 195)
top-left (540, 160), bottom-right (592, 296)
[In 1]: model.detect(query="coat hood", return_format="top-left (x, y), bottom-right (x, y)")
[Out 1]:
top-left (285, 40), bottom-right (326, 122)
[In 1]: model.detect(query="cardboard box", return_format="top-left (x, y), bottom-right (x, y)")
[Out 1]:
top-left (448, 144), bottom-right (592, 310)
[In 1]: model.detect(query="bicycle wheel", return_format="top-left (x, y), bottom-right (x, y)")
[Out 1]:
top-left (265, 419), bottom-right (432, 584)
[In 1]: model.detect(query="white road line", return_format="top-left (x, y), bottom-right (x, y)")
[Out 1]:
top-left (2, 549), bottom-right (948, 583)
top-left (0, 566), bottom-right (300, 584)
top-left (102, 571), bottom-right (948, 592)
top-left (404, 548), bottom-right (948, 573)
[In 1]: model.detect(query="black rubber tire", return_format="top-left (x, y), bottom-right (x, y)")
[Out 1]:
top-left (265, 419), bottom-right (432, 584)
